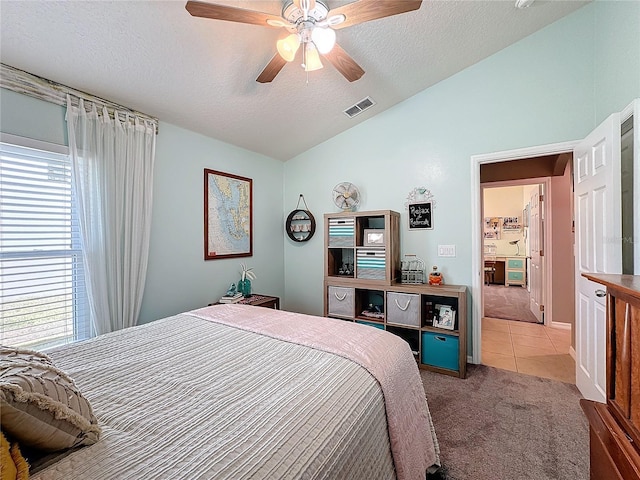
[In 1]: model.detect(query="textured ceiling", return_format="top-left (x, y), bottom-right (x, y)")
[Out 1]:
top-left (0, 0), bottom-right (589, 161)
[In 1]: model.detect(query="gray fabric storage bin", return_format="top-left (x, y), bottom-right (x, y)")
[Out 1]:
top-left (328, 218), bottom-right (355, 247)
top-left (328, 286), bottom-right (355, 318)
top-left (356, 249), bottom-right (386, 280)
top-left (386, 292), bottom-right (420, 327)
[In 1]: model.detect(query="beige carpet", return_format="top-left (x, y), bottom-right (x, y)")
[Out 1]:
top-left (484, 284), bottom-right (540, 323)
top-left (422, 364), bottom-right (588, 480)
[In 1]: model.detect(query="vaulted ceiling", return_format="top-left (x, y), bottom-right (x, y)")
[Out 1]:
top-left (0, 0), bottom-right (589, 160)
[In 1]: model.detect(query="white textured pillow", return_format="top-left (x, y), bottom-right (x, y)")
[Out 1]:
top-left (0, 346), bottom-right (101, 452)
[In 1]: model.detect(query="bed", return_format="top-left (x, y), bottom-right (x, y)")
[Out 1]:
top-left (1, 304), bottom-right (440, 480)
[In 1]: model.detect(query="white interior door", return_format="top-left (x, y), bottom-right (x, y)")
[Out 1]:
top-left (529, 186), bottom-right (544, 323)
top-left (574, 112), bottom-right (622, 403)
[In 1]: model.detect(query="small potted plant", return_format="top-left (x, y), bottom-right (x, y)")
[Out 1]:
top-left (238, 263), bottom-right (256, 297)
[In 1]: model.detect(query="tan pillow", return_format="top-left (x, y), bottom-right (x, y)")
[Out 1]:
top-left (0, 346), bottom-right (101, 452)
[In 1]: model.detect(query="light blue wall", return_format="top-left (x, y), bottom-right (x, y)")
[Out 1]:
top-left (0, 89), bottom-right (285, 324)
top-left (139, 123), bottom-right (284, 323)
top-left (283, 1), bottom-right (640, 356)
top-left (593, 0), bottom-right (640, 121)
top-left (0, 89), bottom-right (67, 144)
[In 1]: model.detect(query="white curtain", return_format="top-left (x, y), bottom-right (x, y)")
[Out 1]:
top-left (66, 95), bottom-right (156, 335)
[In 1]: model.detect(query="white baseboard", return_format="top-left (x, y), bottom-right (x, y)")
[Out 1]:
top-left (467, 355), bottom-right (475, 364)
top-left (550, 321), bottom-right (571, 330)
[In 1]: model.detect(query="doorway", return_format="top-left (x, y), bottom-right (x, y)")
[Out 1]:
top-left (479, 169), bottom-right (575, 382)
top-left (470, 141), bottom-right (578, 373)
top-left (482, 182), bottom-right (543, 325)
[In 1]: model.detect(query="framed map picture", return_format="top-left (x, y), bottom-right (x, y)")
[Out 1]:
top-left (204, 169), bottom-right (252, 260)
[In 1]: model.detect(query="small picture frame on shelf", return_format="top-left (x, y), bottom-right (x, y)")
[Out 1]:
top-left (434, 305), bottom-right (456, 330)
top-left (363, 229), bottom-right (386, 247)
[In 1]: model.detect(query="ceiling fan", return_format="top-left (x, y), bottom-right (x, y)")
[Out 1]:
top-left (185, 0), bottom-right (423, 83)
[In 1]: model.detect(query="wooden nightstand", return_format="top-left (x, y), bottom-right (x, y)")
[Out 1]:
top-left (210, 294), bottom-right (280, 309)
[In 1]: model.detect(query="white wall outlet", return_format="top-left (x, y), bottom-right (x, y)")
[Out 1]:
top-left (438, 245), bottom-right (456, 257)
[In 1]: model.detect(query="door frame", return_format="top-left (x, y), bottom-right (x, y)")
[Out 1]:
top-left (470, 141), bottom-right (578, 364)
top-left (620, 99), bottom-right (640, 274)
top-left (480, 178), bottom-right (550, 321)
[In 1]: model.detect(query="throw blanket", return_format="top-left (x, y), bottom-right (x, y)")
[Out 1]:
top-left (190, 304), bottom-right (441, 480)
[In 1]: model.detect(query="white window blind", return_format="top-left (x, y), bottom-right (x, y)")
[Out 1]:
top-left (0, 137), bottom-right (91, 349)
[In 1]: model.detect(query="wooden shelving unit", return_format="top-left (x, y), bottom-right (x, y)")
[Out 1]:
top-left (325, 210), bottom-right (401, 284)
top-left (324, 210), bottom-right (467, 378)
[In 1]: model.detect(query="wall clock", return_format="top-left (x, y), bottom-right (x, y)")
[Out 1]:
top-left (332, 182), bottom-right (360, 211)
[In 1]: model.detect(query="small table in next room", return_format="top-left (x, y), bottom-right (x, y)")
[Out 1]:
top-left (209, 294), bottom-right (280, 309)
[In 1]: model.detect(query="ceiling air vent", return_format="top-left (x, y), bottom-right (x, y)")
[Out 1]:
top-left (343, 96), bottom-right (376, 118)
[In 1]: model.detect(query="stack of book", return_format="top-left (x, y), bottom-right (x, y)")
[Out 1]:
top-left (219, 293), bottom-right (243, 304)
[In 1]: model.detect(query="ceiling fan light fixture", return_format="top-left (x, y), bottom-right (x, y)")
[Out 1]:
top-left (277, 33), bottom-right (301, 62)
top-left (185, 0), bottom-right (423, 83)
top-left (311, 26), bottom-right (336, 54)
top-left (303, 43), bottom-right (323, 71)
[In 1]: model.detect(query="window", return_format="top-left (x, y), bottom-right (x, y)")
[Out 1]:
top-left (0, 135), bottom-right (91, 349)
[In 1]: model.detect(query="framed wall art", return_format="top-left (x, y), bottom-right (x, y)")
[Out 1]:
top-left (483, 216), bottom-right (501, 239)
top-left (502, 216), bottom-right (521, 231)
top-left (204, 169), bottom-right (252, 260)
top-left (408, 201), bottom-right (433, 230)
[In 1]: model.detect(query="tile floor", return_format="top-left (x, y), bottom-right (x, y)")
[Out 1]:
top-left (481, 317), bottom-right (576, 384)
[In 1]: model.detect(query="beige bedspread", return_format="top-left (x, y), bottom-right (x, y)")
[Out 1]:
top-left (191, 304), bottom-right (440, 480)
top-left (32, 305), bottom-right (438, 479)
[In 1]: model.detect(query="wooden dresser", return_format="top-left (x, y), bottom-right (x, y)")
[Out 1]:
top-left (580, 274), bottom-right (640, 480)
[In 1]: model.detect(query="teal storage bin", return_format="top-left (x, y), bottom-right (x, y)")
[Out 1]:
top-left (356, 320), bottom-right (385, 330)
top-left (421, 332), bottom-right (459, 371)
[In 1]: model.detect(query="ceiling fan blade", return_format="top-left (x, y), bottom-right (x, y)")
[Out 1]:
top-left (185, 1), bottom-right (283, 27)
top-left (323, 44), bottom-right (365, 82)
top-left (256, 54), bottom-right (288, 83)
top-left (329, 0), bottom-right (422, 30)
